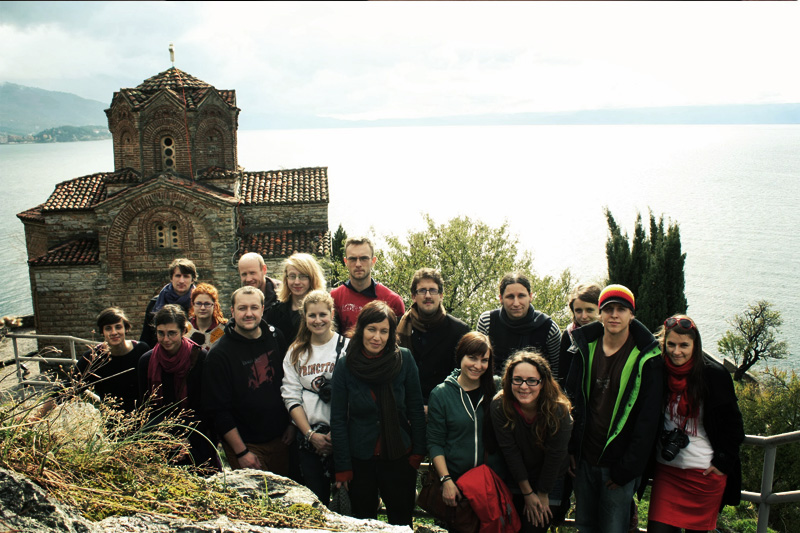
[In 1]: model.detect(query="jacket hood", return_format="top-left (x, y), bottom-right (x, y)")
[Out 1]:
top-left (571, 319), bottom-right (658, 357)
top-left (444, 368), bottom-right (462, 389)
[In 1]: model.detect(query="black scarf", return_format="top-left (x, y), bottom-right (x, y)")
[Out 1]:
top-left (347, 347), bottom-right (405, 460)
top-left (498, 305), bottom-right (537, 334)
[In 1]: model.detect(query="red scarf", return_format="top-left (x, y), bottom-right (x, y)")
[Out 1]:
top-left (664, 355), bottom-right (699, 435)
top-left (147, 337), bottom-right (196, 406)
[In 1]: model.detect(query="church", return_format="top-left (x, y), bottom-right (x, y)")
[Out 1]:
top-left (16, 66), bottom-right (330, 343)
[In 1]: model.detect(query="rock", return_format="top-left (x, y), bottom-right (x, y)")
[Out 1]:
top-left (0, 467), bottom-right (417, 533)
top-left (0, 468), bottom-right (95, 532)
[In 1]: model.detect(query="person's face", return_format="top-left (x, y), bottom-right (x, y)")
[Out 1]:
top-left (460, 349), bottom-right (490, 383)
top-left (511, 362), bottom-right (542, 407)
top-left (600, 303), bottom-right (634, 335)
top-left (193, 294), bottom-right (214, 320)
top-left (239, 258), bottom-right (267, 291)
top-left (231, 293), bottom-right (264, 333)
top-left (102, 320), bottom-right (127, 347)
top-left (286, 265), bottom-right (311, 298)
top-left (362, 318), bottom-right (390, 356)
top-left (171, 269), bottom-right (194, 296)
top-left (665, 331), bottom-right (695, 367)
top-left (344, 244), bottom-right (376, 282)
top-left (572, 298), bottom-right (600, 327)
top-left (501, 283), bottom-right (532, 320)
top-left (156, 322), bottom-right (184, 355)
top-left (305, 302), bottom-right (332, 336)
top-left (413, 278), bottom-right (442, 317)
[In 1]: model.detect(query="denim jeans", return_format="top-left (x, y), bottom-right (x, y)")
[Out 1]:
top-left (574, 459), bottom-right (638, 533)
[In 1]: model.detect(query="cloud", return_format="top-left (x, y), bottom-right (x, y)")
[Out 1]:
top-left (1, 1), bottom-right (799, 119)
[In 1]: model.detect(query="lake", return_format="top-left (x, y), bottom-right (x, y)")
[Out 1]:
top-left (2, 124), bottom-right (798, 370)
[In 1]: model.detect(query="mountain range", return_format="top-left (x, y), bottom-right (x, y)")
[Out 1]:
top-left (2, 82), bottom-right (799, 136)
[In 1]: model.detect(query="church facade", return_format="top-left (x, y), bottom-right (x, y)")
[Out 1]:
top-left (17, 67), bottom-right (330, 343)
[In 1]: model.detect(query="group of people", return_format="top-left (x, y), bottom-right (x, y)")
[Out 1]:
top-left (71, 236), bottom-right (744, 533)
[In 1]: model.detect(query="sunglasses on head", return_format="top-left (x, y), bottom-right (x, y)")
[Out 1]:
top-left (664, 317), bottom-right (695, 330)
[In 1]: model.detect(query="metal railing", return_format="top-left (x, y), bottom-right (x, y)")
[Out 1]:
top-left (5, 333), bottom-right (95, 386)
top-left (741, 430), bottom-right (800, 533)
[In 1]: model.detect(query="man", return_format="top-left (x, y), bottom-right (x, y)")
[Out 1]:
top-left (396, 268), bottom-right (470, 406)
top-left (203, 286), bottom-right (293, 475)
top-left (330, 237), bottom-right (404, 336)
top-left (140, 258), bottom-right (197, 349)
top-left (476, 272), bottom-right (562, 377)
top-left (564, 284), bottom-right (664, 533)
top-left (238, 252), bottom-right (281, 309)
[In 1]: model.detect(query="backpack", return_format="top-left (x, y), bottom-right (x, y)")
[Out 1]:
top-left (456, 464), bottom-right (521, 533)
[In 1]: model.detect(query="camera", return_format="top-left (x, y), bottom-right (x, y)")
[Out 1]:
top-left (660, 427), bottom-right (690, 461)
top-left (318, 377), bottom-right (332, 404)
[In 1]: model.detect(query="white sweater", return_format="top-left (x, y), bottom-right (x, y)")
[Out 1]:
top-left (281, 334), bottom-right (348, 427)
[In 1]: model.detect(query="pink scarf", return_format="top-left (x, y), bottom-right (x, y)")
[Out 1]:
top-left (147, 337), bottom-right (196, 405)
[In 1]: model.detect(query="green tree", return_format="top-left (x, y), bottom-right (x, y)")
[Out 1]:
top-left (604, 208), bottom-right (687, 332)
top-left (737, 368), bottom-right (800, 531)
top-left (323, 224), bottom-right (350, 287)
top-left (718, 301), bottom-right (789, 381)
top-left (373, 214), bottom-right (574, 328)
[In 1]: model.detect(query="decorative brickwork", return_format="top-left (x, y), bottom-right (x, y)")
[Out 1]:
top-left (16, 66), bottom-right (330, 347)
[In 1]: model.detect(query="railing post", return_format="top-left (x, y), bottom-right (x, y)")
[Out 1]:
top-left (12, 337), bottom-right (22, 383)
top-left (757, 444), bottom-right (777, 533)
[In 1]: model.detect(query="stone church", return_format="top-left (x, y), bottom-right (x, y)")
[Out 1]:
top-left (17, 67), bottom-right (330, 343)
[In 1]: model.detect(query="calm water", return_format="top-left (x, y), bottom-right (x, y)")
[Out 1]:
top-left (2, 125), bottom-right (799, 370)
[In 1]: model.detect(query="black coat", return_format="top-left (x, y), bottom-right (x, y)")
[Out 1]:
top-left (639, 354), bottom-right (744, 509)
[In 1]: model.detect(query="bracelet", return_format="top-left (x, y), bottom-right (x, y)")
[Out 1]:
top-left (522, 490), bottom-right (534, 496)
top-left (306, 428), bottom-right (318, 442)
top-left (439, 474), bottom-right (452, 483)
top-left (235, 448), bottom-right (250, 459)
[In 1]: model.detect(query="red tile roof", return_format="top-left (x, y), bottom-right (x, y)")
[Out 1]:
top-left (29, 239), bottom-right (99, 266)
top-left (240, 167), bottom-right (329, 205)
top-left (241, 229), bottom-right (331, 259)
top-left (116, 67), bottom-right (236, 111)
top-left (42, 173), bottom-right (108, 211)
top-left (17, 204), bottom-right (44, 222)
top-left (103, 168), bottom-right (142, 184)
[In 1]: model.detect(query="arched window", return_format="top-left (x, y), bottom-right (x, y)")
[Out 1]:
top-left (161, 136), bottom-right (175, 170)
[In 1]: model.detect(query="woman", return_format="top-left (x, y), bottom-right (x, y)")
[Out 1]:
top-left (266, 253), bottom-right (326, 344)
top-left (491, 351), bottom-right (573, 533)
top-left (138, 304), bottom-right (218, 471)
top-left (646, 315), bottom-right (744, 533)
top-left (557, 282), bottom-right (601, 387)
top-left (330, 300), bottom-right (426, 526)
top-left (75, 307), bottom-right (150, 412)
top-left (426, 332), bottom-right (502, 527)
top-left (281, 290), bottom-right (348, 506)
top-left (186, 282), bottom-right (227, 350)
top-left (476, 272), bottom-right (561, 379)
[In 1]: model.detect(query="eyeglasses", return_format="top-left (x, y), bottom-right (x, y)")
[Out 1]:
top-left (415, 288), bottom-right (440, 296)
top-left (664, 317), bottom-right (695, 330)
top-left (287, 274), bottom-right (310, 282)
top-left (194, 301), bottom-right (214, 308)
top-left (511, 377), bottom-right (542, 388)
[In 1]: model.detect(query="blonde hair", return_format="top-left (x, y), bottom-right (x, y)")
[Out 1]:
top-left (288, 290), bottom-right (336, 367)
top-left (278, 253), bottom-right (326, 303)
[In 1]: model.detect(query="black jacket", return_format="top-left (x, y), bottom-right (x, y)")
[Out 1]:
top-left (398, 313), bottom-right (470, 403)
top-left (564, 320), bottom-right (664, 486)
top-left (639, 354), bottom-right (744, 509)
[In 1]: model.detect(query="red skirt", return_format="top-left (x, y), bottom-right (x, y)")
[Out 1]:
top-left (648, 462), bottom-right (727, 530)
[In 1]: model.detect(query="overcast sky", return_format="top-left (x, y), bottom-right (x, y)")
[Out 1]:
top-left (2, 1), bottom-right (799, 121)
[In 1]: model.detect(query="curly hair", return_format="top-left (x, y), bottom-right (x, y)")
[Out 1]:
top-left (498, 350), bottom-right (571, 447)
top-left (189, 283), bottom-right (227, 325)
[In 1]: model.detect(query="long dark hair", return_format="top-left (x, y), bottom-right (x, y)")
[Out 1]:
top-left (346, 300), bottom-right (398, 359)
top-left (498, 350), bottom-right (571, 447)
top-left (656, 314), bottom-right (705, 409)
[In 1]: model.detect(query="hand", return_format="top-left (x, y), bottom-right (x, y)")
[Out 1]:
top-left (238, 451), bottom-right (262, 470)
top-left (281, 424), bottom-right (296, 446)
top-left (311, 432), bottom-right (333, 456)
top-left (523, 492), bottom-right (550, 527)
top-left (442, 479), bottom-right (461, 507)
top-left (568, 455), bottom-right (577, 478)
top-left (335, 480), bottom-right (349, 490)
top-left (703, 465), bottom-right (724, 476)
